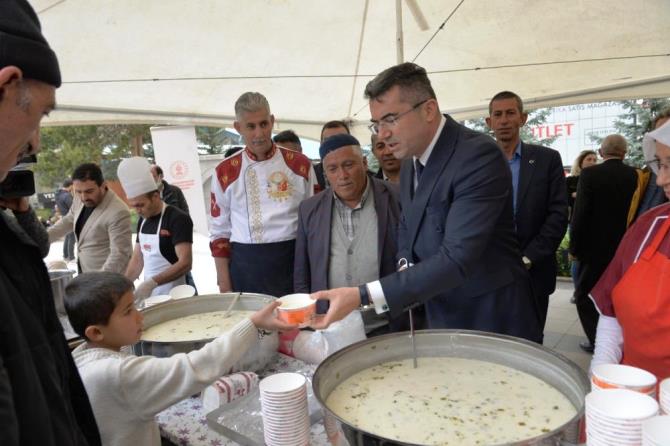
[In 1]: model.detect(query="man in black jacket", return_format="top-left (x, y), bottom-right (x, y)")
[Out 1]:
top-left (55, 179), bottom-right (75, 260)
top-left (150, 164), bottom-right (189, 214)
top-left (0, 2), bottom-right (100, 444)
top-left (486, 91), bottom-right (568, 340)
top-left (570, 134), bottom-right (638, 352)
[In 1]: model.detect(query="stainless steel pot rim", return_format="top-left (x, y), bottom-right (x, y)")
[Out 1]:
top-left (313, 328), bottom-right (588, 446)
top-left (137, 293), bottom-right (275, 346)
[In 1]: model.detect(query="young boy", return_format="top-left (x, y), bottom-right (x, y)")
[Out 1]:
top-left (64, 271), bottom-right (293, 446)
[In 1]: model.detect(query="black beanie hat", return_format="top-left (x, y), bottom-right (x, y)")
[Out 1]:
top-left (319, 133), bottom-right (361, 160)
top-left (0, 0), bottom-right (61, 87)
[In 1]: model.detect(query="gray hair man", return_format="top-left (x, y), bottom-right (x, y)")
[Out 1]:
top-left (570, 133), bottom-right (638, 352)
top-left (209, 92), bottom-right (317, 297)
top-left (294, 133), bottom-right (410, 335)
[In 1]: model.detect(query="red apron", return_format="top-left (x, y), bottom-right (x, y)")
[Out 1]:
top-left (611, 215), bottom-right (670, 381)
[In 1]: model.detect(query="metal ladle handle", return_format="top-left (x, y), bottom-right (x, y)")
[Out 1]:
top-left (409, 308), bottom-right (417, 368)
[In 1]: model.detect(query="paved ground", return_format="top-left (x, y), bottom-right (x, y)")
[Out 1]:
top-left (544, 279), bottom-right (593, 372)
top-left (47, 235), bottom-right (593, 371)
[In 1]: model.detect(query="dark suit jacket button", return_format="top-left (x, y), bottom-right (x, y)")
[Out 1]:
top-left (347, 249), bottom-right (353, 255)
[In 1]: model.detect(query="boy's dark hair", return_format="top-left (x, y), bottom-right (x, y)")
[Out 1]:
top-left (153, 165), bottom-right (164, 176)
top-left (72, 163), bottom-right (104, 186)
top-left (64, 272), bottom-right (133, 339)
top-left (273, 129), bottom-right (301, 146)
top-left (364, 62), bottom-right (436, 104)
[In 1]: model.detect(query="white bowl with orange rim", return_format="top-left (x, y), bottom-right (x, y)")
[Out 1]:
top-left (276, 293), bottom-right (316, 325)
top-left (591, 364), bottom-right (657, 397)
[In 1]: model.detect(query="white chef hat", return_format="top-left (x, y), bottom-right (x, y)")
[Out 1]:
top-left (117, 157), bottom-right (157, 199)
top-left (642, 120), bottom-right (670, 174)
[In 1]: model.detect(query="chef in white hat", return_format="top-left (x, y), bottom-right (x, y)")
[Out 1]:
top-left (118, 157), bottom-right (195, 301)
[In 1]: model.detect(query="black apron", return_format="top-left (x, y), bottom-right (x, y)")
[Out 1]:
top-left (230, 240), bottom-right (296, 297)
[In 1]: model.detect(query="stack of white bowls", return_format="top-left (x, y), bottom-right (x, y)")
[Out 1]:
top-left (642, 416), bottom-right (670, 446)
top-left (259, 372), bottom-right (310, 446)
top-left (661, 378), bottom-right (670, 414)
top-left (591, 364), bottom-right (657, 398)
top-left (586, 389), bottom-right (659, 445)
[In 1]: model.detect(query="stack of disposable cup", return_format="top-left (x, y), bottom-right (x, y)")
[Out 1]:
top-left (661, 379), bottom-right (670, 415)
top-left (642, 415), bottom-right (670, 446)
top-left (586, 389), bottom-right (659, 445)
top-left (591, 364), bottom-right (657, 398)
top-left (259, 373), bottom-right (310, 446)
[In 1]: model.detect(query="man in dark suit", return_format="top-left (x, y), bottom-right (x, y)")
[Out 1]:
top-left (294, 134), bottom-right (406, 334)
top-left (371, 134), bottom-right (401, 184)
top-left (311, 63), bottom-right (541, 342)
top-left (486, 91), bottom-right (568, 338)
top-left (570, 134), bottom-right (638, 352)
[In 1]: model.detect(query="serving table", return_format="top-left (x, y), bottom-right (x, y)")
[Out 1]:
top-left (157, 353), bottom-right (329, 446)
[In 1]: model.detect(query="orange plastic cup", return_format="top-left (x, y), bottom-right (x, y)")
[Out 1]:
top-left (276, 293), bottom-right (316, 325)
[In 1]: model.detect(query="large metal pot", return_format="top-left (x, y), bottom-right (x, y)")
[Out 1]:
top-left (133, 293), bottom-right (279, 372)
top-left (49, 269), bottom-right (75, 315)
top-left (313, 330), bottom-right (589, 446)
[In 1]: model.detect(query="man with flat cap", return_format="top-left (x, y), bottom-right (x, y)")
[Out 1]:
top-left (119, 157), bottom-right (194, 301)
top-left (311, 63), bottom-right (541, 343)
top-left (0, 1), bottom-right (100, 444)
top-left (294, 134), bottom-right (408, 334)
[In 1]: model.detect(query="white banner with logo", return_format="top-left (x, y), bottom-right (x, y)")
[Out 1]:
top-left (150, 126), bottom-right (208, 235)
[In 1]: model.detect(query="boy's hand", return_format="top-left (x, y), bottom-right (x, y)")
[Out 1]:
top-left (250, 301), bottom-right (297, 332)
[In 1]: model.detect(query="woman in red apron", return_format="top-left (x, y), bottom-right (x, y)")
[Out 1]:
top-left (590, 119), bottom-right (670, 382)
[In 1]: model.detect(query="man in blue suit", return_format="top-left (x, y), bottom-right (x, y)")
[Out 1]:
top-left (312, 63), bottom-right (542, 342)
top-left (486, 91), bottom-right (568, 338)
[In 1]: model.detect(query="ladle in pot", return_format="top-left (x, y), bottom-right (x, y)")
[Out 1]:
top-left (409, 308), bottom-right (417, 368)
top-left (222, 292), bottom-right (242, 318)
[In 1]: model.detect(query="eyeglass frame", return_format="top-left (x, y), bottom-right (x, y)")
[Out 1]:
top-left (644, 158), bottom-right (670, 175)
top-left (368, 99), bottom-right (429, 135)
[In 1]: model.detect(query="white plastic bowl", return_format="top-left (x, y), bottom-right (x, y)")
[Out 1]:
top-left (169, 284), bottom-right (195, 299)
top-left (586, 389), bottom-right (659, 421)
top-left (591, 364), bottom-right (657, 392)
top-left (143, 294), bottom-right (171, 307)
top-left (259, 372), bottom-right (306, 394)
top-left (642, 415), bottom-right (670, 445)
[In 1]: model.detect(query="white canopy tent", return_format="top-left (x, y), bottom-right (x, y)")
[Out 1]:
top-left (31, 0), bottom-right (670, 141)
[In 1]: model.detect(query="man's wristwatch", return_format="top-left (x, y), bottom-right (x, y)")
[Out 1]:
top-left (358, 284), bottom-right (370, 306)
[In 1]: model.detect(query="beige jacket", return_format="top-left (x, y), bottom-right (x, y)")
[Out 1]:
top-left (48, 187), bottom-right (132, 273)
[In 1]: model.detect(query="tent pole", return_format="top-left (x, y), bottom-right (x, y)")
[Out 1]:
top-left (395, 0), bottom-right (404, 63)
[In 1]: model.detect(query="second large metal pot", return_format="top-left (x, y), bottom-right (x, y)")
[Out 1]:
top-left (313, 330), bottom-right (589, 446)
top-left (49, 269), bottom-right (75, 315)
top-left (133, 293), bottom-right (279, 372)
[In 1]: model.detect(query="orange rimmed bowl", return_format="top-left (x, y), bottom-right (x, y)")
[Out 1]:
top-left (276, 293), bottom-right (316, 325)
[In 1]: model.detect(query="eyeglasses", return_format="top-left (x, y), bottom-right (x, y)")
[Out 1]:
top-left (368, 99), bottom-right (428, 135)
top-left (644, 159), bottom-right (670, 173)
top-left (645, 158), bottom-right (670, 174)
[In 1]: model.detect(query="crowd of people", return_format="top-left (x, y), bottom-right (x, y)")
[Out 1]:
top-left (1, 1), bottom-right (669, 445)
